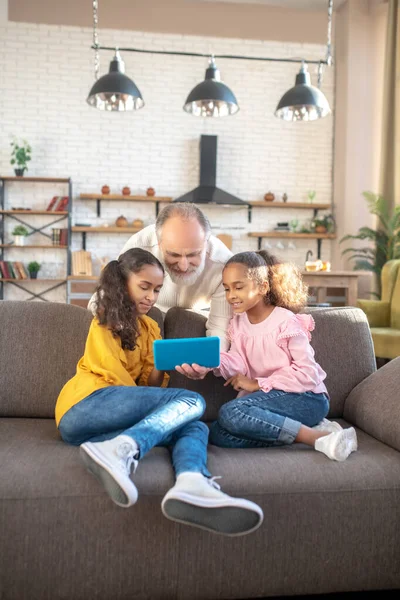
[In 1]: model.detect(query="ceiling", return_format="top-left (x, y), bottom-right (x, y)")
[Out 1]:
top-left (197, 0), bottom-right (347, 10)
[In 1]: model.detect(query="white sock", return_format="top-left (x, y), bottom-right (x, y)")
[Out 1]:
top-left (314, 428), bottom-right (357, 461)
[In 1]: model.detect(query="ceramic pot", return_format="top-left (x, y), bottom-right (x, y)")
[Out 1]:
top-left (264, 191), bottom-right (275, 202)
top-left (115, 216), bottom-right (128, 227)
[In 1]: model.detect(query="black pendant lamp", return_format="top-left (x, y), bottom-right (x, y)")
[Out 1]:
top-left (183, 56), bottom-right (239, 117)
top-left (87, 50), bottom-right (144, 112)
top-left (275, 63), bottom-right (331, 122)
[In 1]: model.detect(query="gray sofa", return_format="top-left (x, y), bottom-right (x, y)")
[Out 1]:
top-left (1, 300), bottom-right (400, 600)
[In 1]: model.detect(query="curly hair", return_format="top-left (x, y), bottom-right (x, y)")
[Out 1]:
top-left (224, 250), bottom-right (308, 313)
top-left (93, 248), bottom-right (164, 350)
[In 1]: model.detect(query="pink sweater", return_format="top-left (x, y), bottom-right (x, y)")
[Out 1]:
top-left (216, 307), bottom-right (328, 396)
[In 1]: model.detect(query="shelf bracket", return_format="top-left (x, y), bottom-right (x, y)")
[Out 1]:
top-left (82, 232), bottom-right (87, 250)
top-left (317, 238), bottom-right (322, 259)
top-left (257, 236), bottom-right (262, 251)
top-left (247, 205), bottom-right (252, 223)
top-left (97, 199), bottom-right (101, 217)
top-left (155, 201), bottom-right (160, 217)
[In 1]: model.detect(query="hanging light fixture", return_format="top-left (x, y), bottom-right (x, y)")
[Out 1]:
top-left (88, 1), bottom-right (334, 121)
top-left (274, 62), bottom-right (331, 122)
top-left (87, 49), bottom-right (144, 112)
top-left (183, 56), bottom-right (239, 117)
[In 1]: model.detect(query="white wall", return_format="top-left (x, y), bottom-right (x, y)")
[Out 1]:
top-left (0, 20), bottom-right (334, 301)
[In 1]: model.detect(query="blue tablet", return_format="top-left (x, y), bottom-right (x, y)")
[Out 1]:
top-left (153, 336), bottom-right (220, 371)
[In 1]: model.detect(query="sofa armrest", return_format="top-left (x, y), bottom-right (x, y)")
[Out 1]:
top-left (343, 357), bottom-right (400, 452)
top-left (356, 299), bottom-right (390, 327)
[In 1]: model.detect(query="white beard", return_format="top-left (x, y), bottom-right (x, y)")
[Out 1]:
top-left (165, 251), bottom-right (206, 286)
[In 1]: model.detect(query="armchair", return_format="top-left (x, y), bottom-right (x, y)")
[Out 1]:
top-left (357, 259), bottom-right (400, 359)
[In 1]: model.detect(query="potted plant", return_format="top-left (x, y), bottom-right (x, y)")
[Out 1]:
top-left (12, 225), bottom-right (29, 246)
top-left (27, 261), bottom-right (41, 279)
top-left (307, 190), bottom-right (316, 203)
top-left (311, 214), bottom-right (335, 234)
top-left (10, 138), bottom-right (32, 176)
top-left (340, 192), bottom-right (400, 297)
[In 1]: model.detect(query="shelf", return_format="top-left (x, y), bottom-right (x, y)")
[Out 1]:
top-left (0, 177), bottom-right (70, 183)
top-left (0, 244), bottom-right (68, 249)
top-left (249, 232), bottom-right (336, 239)
top-left (249, 202), bottom-right (331, 210)
top-left (68, 275), bottom-right (98, 280)
top-left (249, 231), bottom-right (336, 257)
top-left (0, 278), bottom-right (67, 282)
top-left (0, 210), bottom-right (68, 215)
top-left (72, 226), bottom-right (142, 250)
top-left (79, 192), bottom-right (172, 218)
top-left (72, 226), bottom-right (142, 233)
top-left (80, 193), bottom-right (172, 202)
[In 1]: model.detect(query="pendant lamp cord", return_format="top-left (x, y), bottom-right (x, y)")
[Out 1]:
top-left (93, 0), bottom-right (100, 80)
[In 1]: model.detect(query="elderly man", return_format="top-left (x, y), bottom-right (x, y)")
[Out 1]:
top-left (89, 203), bottom-right (232, 350)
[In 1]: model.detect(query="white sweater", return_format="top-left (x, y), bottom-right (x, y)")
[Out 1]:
top-left (90, 224), bottom-right (233, 350)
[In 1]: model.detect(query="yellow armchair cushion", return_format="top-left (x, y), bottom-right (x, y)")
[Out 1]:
top-left (370, 327), bottom-right (400, 360)
top-left (357, 300), bottom-right (391, 328)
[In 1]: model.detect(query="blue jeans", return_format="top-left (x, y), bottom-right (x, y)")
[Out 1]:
top-left (209, 389), bottom-right (329, 448)
top-left (58, 386), bottom-right (211, 477)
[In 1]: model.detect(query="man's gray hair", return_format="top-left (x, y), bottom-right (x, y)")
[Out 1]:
top-left (155, 202), bottom-right (211, 240)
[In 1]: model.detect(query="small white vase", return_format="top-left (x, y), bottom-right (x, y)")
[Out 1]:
top-left (14, 235), bottom-right (25, 246)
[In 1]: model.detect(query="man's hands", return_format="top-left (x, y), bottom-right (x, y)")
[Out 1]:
top-left (175, 363), bottom-right (211, 380)
top-left (224, 373), bottom-right (260, 393)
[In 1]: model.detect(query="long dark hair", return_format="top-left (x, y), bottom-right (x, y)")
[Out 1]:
top-left (94, 248), bottom-right (164, 350)
top-left (224, 250), bottom-right (308, 313)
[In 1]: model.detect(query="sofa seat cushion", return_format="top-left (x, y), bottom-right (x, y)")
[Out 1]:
top-left (2, 418), bottom-right (400, 502)
top-left (0, 418), bottom-right (176, 500)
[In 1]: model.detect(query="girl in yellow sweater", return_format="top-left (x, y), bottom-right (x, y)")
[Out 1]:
top-left (56, 248), bottom-right (262, 536)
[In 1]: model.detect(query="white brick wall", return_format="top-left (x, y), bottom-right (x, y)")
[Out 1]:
top-left (0, 21), bottom-right (334, 302)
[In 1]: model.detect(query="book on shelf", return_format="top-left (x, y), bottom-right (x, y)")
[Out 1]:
top-left (52, 227), bottom-right (68, 246)
top-left (46, 196), bottom-right (69, 212)
top-left (46, 196), bottom-right (59, 211)
top-left (7, 261), bottom-right (16, 279)
top-left (0, 261), bottom-right (31, 280)
top-left (0, 261), bottom-right (10, 279)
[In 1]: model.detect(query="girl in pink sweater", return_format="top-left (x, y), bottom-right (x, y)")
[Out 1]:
top-left (180, 250), bottom-right (357, 461)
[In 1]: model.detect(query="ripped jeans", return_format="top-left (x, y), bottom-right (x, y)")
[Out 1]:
top-left (58, 386), bottom-right (211, 477)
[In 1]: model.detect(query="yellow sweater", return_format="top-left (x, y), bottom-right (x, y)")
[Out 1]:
top-left (55, 315), bottom-right (169, 426)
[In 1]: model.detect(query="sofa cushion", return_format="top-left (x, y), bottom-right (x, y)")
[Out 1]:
top-left (2, 418), bottom-right (400, 500)
top-left (0, 301), bottom-right (164, 419)
top-left (165, 306), bottom-right (376, 419)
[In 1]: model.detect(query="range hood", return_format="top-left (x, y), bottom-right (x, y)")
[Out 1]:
top-left (174, 135), bottom-right (248, 206)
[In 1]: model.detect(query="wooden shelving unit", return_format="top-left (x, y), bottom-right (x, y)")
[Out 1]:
top-left (0, 176), bottom-right (72, 301)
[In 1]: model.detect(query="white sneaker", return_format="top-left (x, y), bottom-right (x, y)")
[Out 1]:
top-left (313, 418), bottom-right (343, 434)
top-left (314, 427), bottom-right (358, 462)
top-left (161, 472), bottom-right (264, 536)
top-left (80, 435), bottom-right (139, 508)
